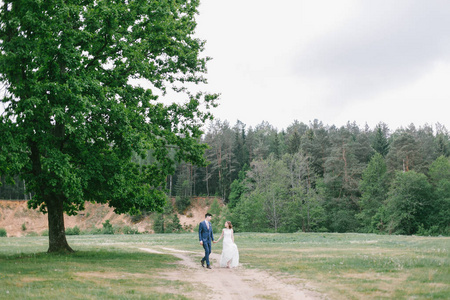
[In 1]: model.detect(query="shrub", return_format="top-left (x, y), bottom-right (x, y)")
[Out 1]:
top-left (417, 224), bottom-right (443, 237)
top-left (66, 226), bottom-right (81, 235)
top-left (153, 214), bottom-right (165, 233)
top-left (41, 230), bottom-right (49, 236)
top-left (122, 225), bottom-right (139, 234)
top-left (0, 228), bottom-right (7, 237)
top-left (85, 226), bottom-right (102, 235)
top-left (183, 224), bottom-right (193, 231)
top-left (166, 214), bottom-right (182, 233)
top-left (130, 211), bottom-right (145, 223)
top-left (21, 223), bottom-right (27, 231)
top-left (175, 196), bottom-right (191, 214)
top-left (102, 220), bottom-right (114, 234)
top-left (209, 198), bottom-right (221, 216)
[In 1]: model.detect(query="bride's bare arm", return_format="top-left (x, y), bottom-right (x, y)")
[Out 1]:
top-left (214, 229), bottom-right (224, 243)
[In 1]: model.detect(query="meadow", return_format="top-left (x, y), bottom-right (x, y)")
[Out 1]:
top-left (0, 232), bottom-right (449, 299)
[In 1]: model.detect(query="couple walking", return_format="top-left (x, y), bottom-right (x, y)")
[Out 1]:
top-left (199, 213), bottom-right (239, 269)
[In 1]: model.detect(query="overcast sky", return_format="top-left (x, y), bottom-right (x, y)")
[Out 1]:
top-left (2, 1), bottom-right (449, 133)
top-left (192, 0), bottom-right (450, 131)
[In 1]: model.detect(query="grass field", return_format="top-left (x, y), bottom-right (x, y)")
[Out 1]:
top-left (0, 232), bottom-right (449, 299)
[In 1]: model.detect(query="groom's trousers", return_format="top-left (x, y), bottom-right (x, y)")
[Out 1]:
top-left (202, 240), bottom-right (212, 266)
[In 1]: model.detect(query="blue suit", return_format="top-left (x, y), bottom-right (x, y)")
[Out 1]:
top-left (199, 220), bottom-right (214, 267)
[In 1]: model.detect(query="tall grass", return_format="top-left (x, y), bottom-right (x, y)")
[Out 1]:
top-left (0, 233), bottom-right (449, 299)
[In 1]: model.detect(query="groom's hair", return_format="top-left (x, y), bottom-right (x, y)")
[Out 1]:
top-left (205, 213), bottom-right (212, 218)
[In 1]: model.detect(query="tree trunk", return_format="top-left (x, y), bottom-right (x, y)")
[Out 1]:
top-left (169, 175), bottom-right (173, 197)
top-left (205, 166), bottom-right (210, 196)
top-left (47, 196), bottom-right (73, 253)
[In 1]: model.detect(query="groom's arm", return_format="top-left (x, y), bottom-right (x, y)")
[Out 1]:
top-left (198, 223), bottom-right (203, 244)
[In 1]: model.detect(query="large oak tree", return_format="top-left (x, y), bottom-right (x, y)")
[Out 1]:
top-left (0, 0), bottom-right (217, 252)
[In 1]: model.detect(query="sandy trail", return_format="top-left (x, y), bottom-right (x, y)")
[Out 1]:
top-left (139, 247), bottom-right (326, 300)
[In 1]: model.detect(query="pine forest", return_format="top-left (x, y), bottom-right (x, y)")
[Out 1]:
top-left (2, 119), bottom-right (450, 236)
top-left (150, 119), bottom-right (450, 236)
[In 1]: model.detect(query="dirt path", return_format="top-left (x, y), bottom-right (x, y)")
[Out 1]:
top-left (139, 247), bottom-right (326, 300)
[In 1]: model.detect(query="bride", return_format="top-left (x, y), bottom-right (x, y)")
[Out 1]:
top-left (214, 221), bottom-right (239, 268)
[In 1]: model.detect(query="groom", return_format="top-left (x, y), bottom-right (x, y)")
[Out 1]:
top-left (199, 213), bottom-right (214, 269)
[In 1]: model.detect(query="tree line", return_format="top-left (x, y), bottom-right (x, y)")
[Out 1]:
top-left (167, 119), bottom-right (450, 235)
top-left (3, 118), bottom-right (449, 236)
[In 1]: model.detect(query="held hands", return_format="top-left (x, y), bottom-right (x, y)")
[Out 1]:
top-left (200, 241), bottom-right (203, 246)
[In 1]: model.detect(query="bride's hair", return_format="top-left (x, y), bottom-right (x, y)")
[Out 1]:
top-left (226, 221), bottom-right (233, 229)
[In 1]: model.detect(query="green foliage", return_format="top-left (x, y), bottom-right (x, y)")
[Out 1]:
top-left (0, 175), bottom-right (28, 200)
top-left (0, 228), bottom-right (6, 237)
top-left (228, 179), bottom-right (241, 208)
top-left (153, 200), bottom-right (182, 233)
top-left (287, 130), bottom-right (301, 154)
top-left (102, 220), bottom-right (114, 235)
top-left (85, 226), bottom-right (102, 235)
top-left (384, 171), bottom-right (433, 235)
top-left (240, 155), bottom-right (288, 231)
top-left (300, 122), bottom-right (331, 177)
top-left (416, 224), bottom-right (442, 237)
top-left (281, 190), bottom-right (326, 233)
top-left (325, 197), bottom-right (360, 233)
top-left (427, 156), bottom-right (450, 233)
top-left (165, 214), bottom-right (183, 233)
top-left (120, 226), bottom-right (140, 235)
top-left (153, 213), bottom-right (164, 234)
top-left (429, 156), bottom-right (450, 185)
top-left (232, 121), bottom-right (250, 174)
top-left (233, 193), bottom-right (269, 232)
top-left (209, 198), bottom-right (221, 216)
top-left (357, 153), bottom-right (388, 232)
top-left (435, 131), bottom-right (450, 157)
top-left (214, 205), bottom-right (232, 232)
top-left (370, 205), bottom-right (391, 233)
top-left (230, 152), bottom-right (328, 233)
top-left (21, 223), bottom-right (27, 231)
top-left (129, 210), bottom-right (146, 223)
top-left (66, 226), bottom-right (81, 236)
top-left (175, 196), bottom-right (191, 214)
top-left (228, 164), bottom-right (249, 209)
top-left (372, 123), bottom-right (390, 156)
top-left (153, 213), bottom-right (181, 234)
top-left (0, 0), bottom-right (217, 252)
top-left (203, 120), bottom-right (236, 200)
top-left (386, 125), bottom-right (437, 174)
top-left (174, 163), bottom-right (194, 201)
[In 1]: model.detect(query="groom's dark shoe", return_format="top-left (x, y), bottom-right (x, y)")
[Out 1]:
top-left (206, 265), bottom-right (212, 269)
top-left (201, 260), bottom-right (205, 268)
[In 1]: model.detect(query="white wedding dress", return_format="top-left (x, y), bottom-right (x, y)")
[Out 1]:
top-left (220, 228), bottom-right (239, 268)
